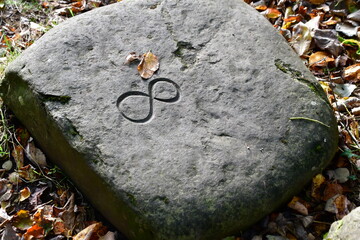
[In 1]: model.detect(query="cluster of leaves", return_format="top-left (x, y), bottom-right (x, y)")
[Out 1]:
top-left (231, 0), bottom-right (360, 239)
top-left (0, 0), bottom-right (120, 77)
top-left (0, 102), bottom-right (117, 239)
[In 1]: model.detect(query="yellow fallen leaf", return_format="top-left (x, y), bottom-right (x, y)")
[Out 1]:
top-left (311, 173), bottom-right (326, 200)
top-left (137, 51), bottom-right (159, 79)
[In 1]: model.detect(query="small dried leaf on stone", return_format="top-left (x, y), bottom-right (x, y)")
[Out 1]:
top-left (343, 63), bottom-right (360, 81)
top-left (124, 52), bottom-right (142, 65)
top-left (287, 196), bottom-right (309, 215)
top-left (19, 187), bottom-right (31, 202)
top-left (309, 51), bottom-right (334, 67)
top-left (137, 51), bottom-right (159, 79)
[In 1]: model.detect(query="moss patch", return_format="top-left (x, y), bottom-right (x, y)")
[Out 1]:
top-left (39, 93), bottom-right (71, 104)
top-left (274, 59), bottom-right (330, 105)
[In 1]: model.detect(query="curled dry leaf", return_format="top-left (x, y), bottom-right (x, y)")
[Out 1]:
top-left (308, 51), bottom-right (334, 67)
top-left (332, 97), bottom-right (360, 111)
top-left (351, 106), bottom-right (360, 115)
top-left (124, 52), bottom-right (142, 65)
top-left (343, 63), bottom-right (360, 82)
top-left (137, 51), bottom-right (160, 79)
top-left (73, 222), bottom-right (108, 240)
top-left (287, 196), bottom-right (309, 215)
top-left (19, 187), bottom-right (31, 202)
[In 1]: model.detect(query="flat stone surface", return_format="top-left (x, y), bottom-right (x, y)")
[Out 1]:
top-left (1, 0), bottom-right (338, 239)
top-left (326, 206), bottom-right (360, 240)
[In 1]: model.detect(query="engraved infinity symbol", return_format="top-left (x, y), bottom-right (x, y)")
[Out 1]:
top-left (116, 78), bottom-right (180, 123)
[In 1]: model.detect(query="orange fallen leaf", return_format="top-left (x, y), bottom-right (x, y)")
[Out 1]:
top-left (255, 5), bottom-right (267, 11)
top-left (137, 51), bottom-right (159, 79)
top-left (309, 51), bottom-right (334, 67)
top-left (284, 15), bottom-right (302, 23)
top-left (262, 8), bottom-right (282, 19)
top-left (23, 224), bottom-right (44, 240)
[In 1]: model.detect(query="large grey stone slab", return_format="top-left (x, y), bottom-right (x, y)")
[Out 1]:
top-left (1, 0), bottom-right (338, 239)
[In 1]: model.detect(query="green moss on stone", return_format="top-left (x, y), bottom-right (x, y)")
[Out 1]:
top-left (39, 93), bottom-right (71, 104)
top-left (274, 59), bottom-right (329, 104)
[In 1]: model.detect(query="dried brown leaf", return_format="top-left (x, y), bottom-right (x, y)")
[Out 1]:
top-left (124, 52), bottom-right (142, 65)
top-left (343, 63), bottom-right (360, 82)
top-left (309, 51), bottom-right (334, 67)
top-left (325, 194), bottom-right (351, 219)
top-left (73, 222), bottom-right (107, 240)
top-left (137, 51), bottom-right (159, 79)
top-left (323, 182), bottom-right (343, 201)
top-left (287, 196), bottom-right (309, 215)
top-left (11, 145), bottom-right (24, 169)
top-left (19, 187), bottom-right (31, 202)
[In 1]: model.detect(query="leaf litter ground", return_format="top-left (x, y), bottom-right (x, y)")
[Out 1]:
top-left (1, 0), bottom-right (360, 239)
